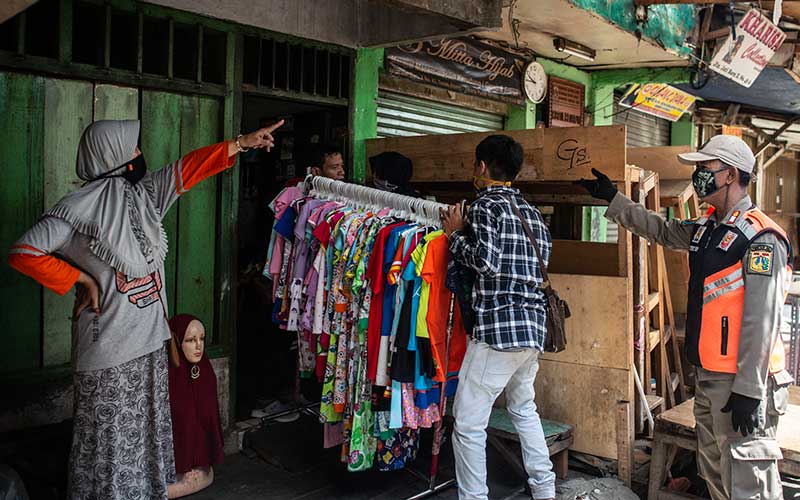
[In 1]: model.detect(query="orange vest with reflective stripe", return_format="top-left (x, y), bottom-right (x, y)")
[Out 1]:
top-left (686, 206), bottom-right (792, 374)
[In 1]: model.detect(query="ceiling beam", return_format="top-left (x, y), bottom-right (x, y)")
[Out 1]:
top-left (763, 144), bottom-right (788, 170)
top-left (755, 116), bottom-right (800, 155)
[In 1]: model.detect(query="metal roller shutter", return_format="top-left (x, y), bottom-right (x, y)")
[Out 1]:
top-left (376, 91), bottom-right (505, 138)
top-left (605, 94), bottom-right (672, 242)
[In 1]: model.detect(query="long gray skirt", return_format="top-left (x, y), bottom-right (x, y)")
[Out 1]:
top-left (69, 346), bottom-right (176, 500)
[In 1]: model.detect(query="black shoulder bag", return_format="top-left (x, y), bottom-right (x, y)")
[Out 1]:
top-left (508, 201), bottom-right (570, 353)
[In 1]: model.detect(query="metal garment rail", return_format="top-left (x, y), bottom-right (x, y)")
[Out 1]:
top-left (307, 175), bottom-right (457, 497)
top-left (307, 175), bottom-right (449, 228)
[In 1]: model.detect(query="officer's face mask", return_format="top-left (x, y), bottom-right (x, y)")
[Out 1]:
top-left (692, 164), bottom-right (730, 199)
top-left (93, 154), bottom-right (148, 185)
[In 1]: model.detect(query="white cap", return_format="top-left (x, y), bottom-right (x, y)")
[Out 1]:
top-left (677, 135), bottom-right (756, 174)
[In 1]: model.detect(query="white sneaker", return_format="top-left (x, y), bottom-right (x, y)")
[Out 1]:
top-left (250, 400), bottom-right (300, 422)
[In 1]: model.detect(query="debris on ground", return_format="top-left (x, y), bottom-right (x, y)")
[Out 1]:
top-left (555, 477), bottom-right (639, 500)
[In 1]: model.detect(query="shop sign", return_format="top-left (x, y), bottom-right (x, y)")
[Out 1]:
top-left (710, 9), bottom-right (786, 88)
top-left (547, 76), bottom-right (585, 128)
top-left (384, 38), bottom-right (525, 105)
top-left (618, 84), bottom-right (696, 122)
top-left (722, 125), bottom-right (743, 138)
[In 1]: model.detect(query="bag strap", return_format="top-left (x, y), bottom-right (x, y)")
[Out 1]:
top-left (506, 197), bottom-right (550, 286)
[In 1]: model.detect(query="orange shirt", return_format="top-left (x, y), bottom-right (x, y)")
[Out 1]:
top-left (421, 234), bottom-right (467, 382)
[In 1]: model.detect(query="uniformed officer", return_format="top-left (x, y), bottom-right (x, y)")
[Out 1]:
top-left (578, 135), bottom-right (794, 500)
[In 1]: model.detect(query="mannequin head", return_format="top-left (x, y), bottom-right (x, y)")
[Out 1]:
top-left (181, 319), bottom-right (205, 364)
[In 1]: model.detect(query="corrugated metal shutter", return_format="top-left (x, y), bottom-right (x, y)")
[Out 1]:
top-left (376, 91), bottom-right (504, 138)
top-left (605, 94), bottom-right (672, 242)
top-left (612, 96), bottom-right (671, 148)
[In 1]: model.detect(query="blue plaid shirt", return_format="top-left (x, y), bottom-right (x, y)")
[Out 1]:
top-left (449, 186), bottom-right (551, 351)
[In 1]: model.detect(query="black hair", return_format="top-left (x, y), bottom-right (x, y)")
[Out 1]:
top-left (312, 143), bottom-right (342, 168)
top-left (475, 135), bottom-right (524, 182)
top-left (738, 170), bottom-right (752, 187)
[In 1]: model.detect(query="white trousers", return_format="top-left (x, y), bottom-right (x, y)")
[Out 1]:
top-left (452, 341), bottom-right (555, 500)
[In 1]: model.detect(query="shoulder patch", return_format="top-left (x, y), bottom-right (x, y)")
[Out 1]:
top-left (726, 210), bottom-right (741, 225)
top-left (747, 243), bottom-right (774, 276)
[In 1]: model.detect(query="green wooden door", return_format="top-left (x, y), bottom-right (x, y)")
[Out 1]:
top-left (1, 72), bottom-right (223, 375)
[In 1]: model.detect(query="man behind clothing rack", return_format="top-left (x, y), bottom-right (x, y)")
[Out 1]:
top-left (441, 135), bottom-right (555, 500)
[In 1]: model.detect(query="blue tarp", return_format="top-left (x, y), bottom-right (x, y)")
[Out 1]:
top-left (676, 67), bottom-right (800, 117)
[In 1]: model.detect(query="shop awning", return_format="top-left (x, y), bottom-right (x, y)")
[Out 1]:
top-left (676, 68), bottom-right (800, 117)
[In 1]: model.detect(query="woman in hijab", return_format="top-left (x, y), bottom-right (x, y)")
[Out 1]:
top-left (7, 118), bottom-right (283, 500)
top-left (166, 314), bottom-right (223, 499)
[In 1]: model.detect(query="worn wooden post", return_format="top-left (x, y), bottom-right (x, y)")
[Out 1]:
top-left (616, 400), bottom-right (634, 487)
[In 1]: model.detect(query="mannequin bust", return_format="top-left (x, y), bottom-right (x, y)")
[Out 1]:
top-left (167, 315), bottom-right (225, 499)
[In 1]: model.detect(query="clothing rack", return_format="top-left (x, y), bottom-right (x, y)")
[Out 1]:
top-left (305, 175), bottom-right (449, 228)
top-left (306, 175), bottom-right (458, 496)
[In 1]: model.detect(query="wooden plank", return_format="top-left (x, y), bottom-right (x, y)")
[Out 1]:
top-left (626, 146), bottom-right (694, 180)
top-left (141, 90), bottom-right (182, 311)
top-left (616, 401), bottom-right (633, 487)
top-left (365, 125), bottom-right (628, 183)
top-left (93, 84), bottom-right (139, 121)
top-left (534, 360), bottom-right (633, 459)
top-left (542, 275), bottom-right (632, 370)
top-left (549, 240), bottom-right (621, 277)
top-left (0, 72), bottom-right (45, 372)
top-left (42, 78), bottom-right (93, 367)
top-left (177, 95), bottom-right (219, 339)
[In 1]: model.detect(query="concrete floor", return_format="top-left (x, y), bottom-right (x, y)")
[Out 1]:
top-left (190, 412), bottom-right (531, 500)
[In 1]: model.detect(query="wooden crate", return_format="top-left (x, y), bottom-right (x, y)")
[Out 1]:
top-left (365, 126), bottom-right (639, 465)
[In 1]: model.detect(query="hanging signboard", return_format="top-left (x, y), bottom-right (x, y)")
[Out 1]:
top-left (547, 76), bottom-right (585, 128)
top-left (709, 9), bottom-right (786, 88)
top-left (722, 125), bottom-right (744, 138)
top-left (384, 38), bottom-right (526, 105)
top-left (618, 84), bottom-right (696, 122)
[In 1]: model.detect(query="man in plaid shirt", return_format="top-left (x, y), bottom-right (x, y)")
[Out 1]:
top-left (442, 135), bottom-right (555, 500)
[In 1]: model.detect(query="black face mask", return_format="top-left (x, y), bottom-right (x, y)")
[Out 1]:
top-left (93, 154), bottom-right (147, 185)
top-left (692, 166), bottom-right (728, 199)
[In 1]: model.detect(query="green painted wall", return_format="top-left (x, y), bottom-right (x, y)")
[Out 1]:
top-left (671, 115), bottom-right (695, 146)
top-left (568, 0), bottom-right (695, 56)
top-left (351, 48), bottom-right (383, 183)
top-left (505, 101), bottom-right (536, 130)
top-left (0, 75), bottom-right (224, 375)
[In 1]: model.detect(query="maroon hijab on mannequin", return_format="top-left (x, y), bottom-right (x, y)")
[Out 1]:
top-left (168, 314), bottom-right (224, 474)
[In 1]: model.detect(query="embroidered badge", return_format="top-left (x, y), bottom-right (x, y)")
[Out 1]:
top-left (717, 231), bottom-right (738, 251)
top-left (747, 243), bottom-right (774, 275)
top-left (726, 210), bottom-right (741, 225)
top-left (692, 225), bottom-right (708, 244)
top-left (689, 245), bottom-right (699, 252)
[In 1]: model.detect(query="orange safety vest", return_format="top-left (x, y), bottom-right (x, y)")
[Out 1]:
top-left (685, 205), bottom-right (793, 375)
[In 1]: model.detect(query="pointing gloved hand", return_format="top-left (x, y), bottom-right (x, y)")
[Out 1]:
top-left (575, 168), bottom-right (618, 203)
top-left (721, 392), bottom-right (761, 437)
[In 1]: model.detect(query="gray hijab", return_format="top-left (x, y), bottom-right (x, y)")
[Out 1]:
top-left (45, 120), bottom-right (167, 278)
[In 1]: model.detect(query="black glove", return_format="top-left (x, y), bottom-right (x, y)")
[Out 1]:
top-left (721, 392), bottom-right (761, 437)
top-left (575, 168), bottom-right (618, 203)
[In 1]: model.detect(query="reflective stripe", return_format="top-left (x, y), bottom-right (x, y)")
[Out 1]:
top-left (703, 268), bottom-right (743, 295)
top-left (703, 278), bottom-right (744, 304)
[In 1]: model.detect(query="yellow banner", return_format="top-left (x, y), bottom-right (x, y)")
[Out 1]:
top-left (619, 84), bottom-right (696, 122)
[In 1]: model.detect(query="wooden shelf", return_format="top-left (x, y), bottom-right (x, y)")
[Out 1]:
top-left (647, 292), bottom-right (660, 312)
top-left (648, 329), bottom-right (661, 352)
top-left (646, 395), bottom-right (665, 412)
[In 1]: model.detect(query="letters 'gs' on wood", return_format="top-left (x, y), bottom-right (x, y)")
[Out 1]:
top-left (365, 125), bottom-right (627, 183)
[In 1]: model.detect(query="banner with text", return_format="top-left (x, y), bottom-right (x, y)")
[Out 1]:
top-left (619, 84), bottom-right (696, 122)
top-left (710, 9), bottom-right (786, 88)
top-left (385, 38), bottom-right (526, 105)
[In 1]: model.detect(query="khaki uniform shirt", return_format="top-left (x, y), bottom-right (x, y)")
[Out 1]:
top-left (605, 193), bottom-right (793, 399)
